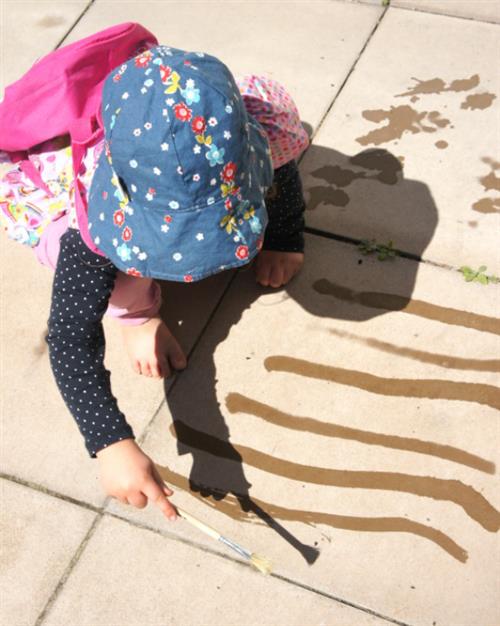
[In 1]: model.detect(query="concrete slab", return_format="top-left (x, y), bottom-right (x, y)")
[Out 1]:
top-left (391, 0), bottom-right (500, 24)
top-left (108, 233), bottom-right (500, 626)
top-left (0, 478), bottom-right (96, 626)
top-left (0, 234), bottom-right (233, 506)
top-left (0, 1), bottom-right (90, 95)
top-left (62, 0), bottom-right (383, 133)
top-left (301, 8), bottom-right (500, 270)
top-left (42, 513), bottom-right (387, 626)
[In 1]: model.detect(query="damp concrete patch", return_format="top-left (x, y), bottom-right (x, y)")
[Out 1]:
top-left (300, 8), bottom-right (500, 270)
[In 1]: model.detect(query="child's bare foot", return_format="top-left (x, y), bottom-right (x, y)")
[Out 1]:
top-left (121, 317), bottom-right (187, 378)
top-left (253, 250), bottom-right (304, 288)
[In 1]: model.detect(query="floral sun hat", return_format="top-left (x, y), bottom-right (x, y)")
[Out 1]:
top-left (87, 45), bottom-right (274, 281)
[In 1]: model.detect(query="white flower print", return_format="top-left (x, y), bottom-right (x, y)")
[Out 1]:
top-left (186, 78), bottom-right (195, 88)
top-left (177, 166), bottom-right (183, 175)
top-left (122, 92), bottom-right (129, 100)
top-left (153, 167), bottom-right (162, 175)
top-left (208, 117), bottom-right (218, 127)
top-left (196, 233), bottom-right (204, 241)
top-left (132, 246), bottom-right (140, 254)
top-left (193, 173), bottom-right (200, 182)
top-left (133, 129), bottom-right (141, 137)
top-left (223, 130), bottom-right (232, 140)
top-left (144, 79), bottom-right (154, 87)
top-left (161, 224), bottom-right (170, 233)
top-left (146, 192), bottom-right (154, 201)
top-left (125, 206), bottom-right (134, 215)
top-left (161, 142), bottom-right (169, 151)
top-left (225, 105), bottom-right (233, 114)
top-left (207, 197), bottom-right (215, 205)
top-left (141, 87), bottom-right (147, 94)
top-left (94, 236), bottom-right (100, 244)
top-left (195, 52), bottom-right (205, 57)
top-left (173, 252), bottom-right (182, 261)
top-left (99, 212), bottom-right (105, 221)
top-left (138, 252), bottom-right (147, 261)
top-left (162, 109), bottom-right (168, 117)
top-left (193, 145), bottom-right (201, 154)
top-left (233, 236), bottom-right (240, 242)
top-left (88, 222), bottom-right (92, 229)
top-left (129, 159), bottom-right (138, 168)
top-left (144, 122), bottom-right (152, 130)
top-left (112, 238), bottom-right (118, 247)
top-left (166, 98), bottom-right (175, 106)
top-left (169, 200), bottom-right (179, 209)
top-left (131, 184), bottom-right (137, 192)
top-left (210, 178), bottom-right (217, 186)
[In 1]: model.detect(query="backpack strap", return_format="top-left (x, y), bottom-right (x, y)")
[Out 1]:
top-left (69, 116), bottom-right (107, 256)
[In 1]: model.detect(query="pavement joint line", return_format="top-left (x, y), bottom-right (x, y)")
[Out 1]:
top-left (103, 507), bottom-right (414, 626)
top-left (51, 0), bottom-right (96, 53)
top-left (34, 514), bottom-right (104, 626)
top-left (135, 268), bottom-right (241, 450)
top-left (388, 3), bottom-right (500, 26)
top-left (299, 2), bottom-right (389, 152)
top-left (304, 226), bottom-right (460, 272)
top-left (3, 467), bottom-right (411, 624)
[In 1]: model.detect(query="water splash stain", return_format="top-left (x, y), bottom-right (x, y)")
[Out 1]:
top-left (225, 392), bottom-right (495, 474)
top-left (472, 157), bottom-right (500, 214)
top-left (472, 198), bottom-right (500, 214)
top-left (395, 75), bottom-right (480, 98)
top-left (168, 421), bottom-right (500, 533)
top-left (327, 327), bottom-right (500, 372)
top-left (312, 278), bottom-right (500, 336)
top-left (461, 93), bottom-right (496, 111)
top-left (36, 14), bottom-right (66, 28)
top-left (156, 465), bottom-right (468, 562)
top-left (306, 150), bottom-right (402, 210)
top-left (356, 105), bottom-right (450, 146)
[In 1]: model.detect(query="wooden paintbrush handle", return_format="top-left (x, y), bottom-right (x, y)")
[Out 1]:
top-left (175, 506), bottom-right (221, 541)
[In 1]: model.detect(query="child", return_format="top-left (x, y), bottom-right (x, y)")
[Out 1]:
top-left (1, 43), bottom-right (308, 521)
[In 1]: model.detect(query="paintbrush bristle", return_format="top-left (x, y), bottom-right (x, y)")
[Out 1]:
top-left (250, 553), bottom-right (272, 575)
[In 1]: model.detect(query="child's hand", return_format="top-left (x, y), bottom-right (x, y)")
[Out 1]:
top-left (253, 250), bottom-right (304, 288)
top-left (121, 317), bottom-right (187, 378)
top-left (96, 439), bottom-right (177, 521)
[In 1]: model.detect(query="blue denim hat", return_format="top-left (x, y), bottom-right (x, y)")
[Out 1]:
top-left (87, 45), bottom-right (273, 281)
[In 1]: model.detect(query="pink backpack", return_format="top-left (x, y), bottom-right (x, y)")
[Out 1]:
top-left (0, 22), bottom-right (158, 254)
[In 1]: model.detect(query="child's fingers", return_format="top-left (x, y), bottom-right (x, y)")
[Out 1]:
top-left (140, 360), bottom-right (153, 377)
top-left (152, 465), bottom-right (174, 497)
top-left (143, 478), bottom-right (177, 520)
top-left (127, 491), bottom-right (148, 508)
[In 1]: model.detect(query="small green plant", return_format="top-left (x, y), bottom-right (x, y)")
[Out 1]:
top-left (381, 0), bottom-right (390, 6)
top-left (358, 238), bottom-right (398, 261)
top-left (459, 265), bottom-right (500, 285)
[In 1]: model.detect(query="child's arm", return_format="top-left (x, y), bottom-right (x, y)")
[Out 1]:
top-left (262, 159), bottom-right (305, 253)
top-left (46, 228), bottom-right (177, 519)
top-left (46, 227), bottom-right (134, 458)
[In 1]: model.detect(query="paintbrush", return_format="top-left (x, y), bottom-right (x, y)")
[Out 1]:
top-left (174, 505), bottom-right (272, 575)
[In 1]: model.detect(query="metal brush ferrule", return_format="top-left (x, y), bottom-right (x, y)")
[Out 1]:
top-left (218, 535), bottom-right (251, 560)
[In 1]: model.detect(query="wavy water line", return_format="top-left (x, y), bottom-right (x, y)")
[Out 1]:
top-left (157, 465), bottom-right (468, 563)
top-left (313, 279), bottom-right (500, 336)
top-left (225, 393), bottom-right (496, 474)
top-left (169, 422), bottom-right (500, 532)
top-left (264, 356), bottom-right (500, 410)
